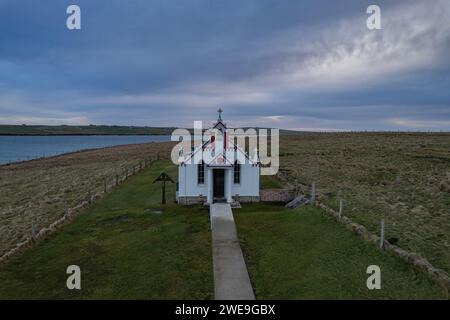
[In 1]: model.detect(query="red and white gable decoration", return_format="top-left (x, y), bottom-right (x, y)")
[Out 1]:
top-left (179, 109), bottom-right (259, 166)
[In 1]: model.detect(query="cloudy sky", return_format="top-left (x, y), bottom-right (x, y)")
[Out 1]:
top-left (0, 0), bottom-right (449, 131)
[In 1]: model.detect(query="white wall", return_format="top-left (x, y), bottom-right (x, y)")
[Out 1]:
top-left (178, 164), bottom-right (209, 197)
top-left (178, 163), bottom-right (259, 200)
top-left (231, 164), bottom-right (259, 197)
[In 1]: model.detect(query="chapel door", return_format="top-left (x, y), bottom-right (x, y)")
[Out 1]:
top-left (213, 169), bottom-right (225, 200)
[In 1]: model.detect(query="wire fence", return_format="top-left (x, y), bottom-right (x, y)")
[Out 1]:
top-left (0, 152), bottom-right (168, 264)
top-left (289, 175), bottom-right (449, 293)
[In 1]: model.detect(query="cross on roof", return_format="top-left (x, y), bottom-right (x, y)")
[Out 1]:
top-left (217, 108), bottom-right (223, 121)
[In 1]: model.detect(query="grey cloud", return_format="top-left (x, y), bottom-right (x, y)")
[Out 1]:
top-left (0, 0), bottom-right (449, 130)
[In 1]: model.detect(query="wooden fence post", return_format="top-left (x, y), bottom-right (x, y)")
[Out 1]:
top-left (339, 198), bottom-right (344, 219)
top-left (31, 221), bottom-right (36, 241)
top-left (380, 219), bottom-right (385, 249)
top-left (311, 180), bottom-right (316, 204)
top-left (104, 178), bottom-right (107, 193)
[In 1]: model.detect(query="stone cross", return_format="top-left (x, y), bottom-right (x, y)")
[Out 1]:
top-left (153, 172), bottom-right (174, 204)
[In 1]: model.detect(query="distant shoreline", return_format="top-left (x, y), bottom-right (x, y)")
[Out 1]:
top-left (0, 125), bottom-right (177, 136)
top-left (0, 135), bottom-right (172, 166)
top-left (0, 133), bottom-right (171, 136)
top-left (0, 125), bottom-right (448, 136)
top-left (0, 140), bottom-right (174, 168)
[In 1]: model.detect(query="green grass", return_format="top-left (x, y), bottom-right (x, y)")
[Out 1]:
top-left (260, 175), bottom-right (283, 190)
top-left (280, 133), bottom-right (450, 274)
top-left (1, 158), bottom-right (446, 300)
top-left (234, 203), bottom-right (447, 299)
top-left (0, 161), bottom-right (213, 299)
top-left (0, 141), bottom-right (174, 257)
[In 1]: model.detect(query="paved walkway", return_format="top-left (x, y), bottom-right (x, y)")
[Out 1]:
top-left (210, 203), bottom-right (255, 300)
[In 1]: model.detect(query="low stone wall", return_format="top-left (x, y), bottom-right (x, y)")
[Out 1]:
top-left (177, 196), bottom-right (207, 205)
top-left (178, 195), bottom-right (261, 204)
top-left (276, 172), bottom-right (450, 294)
top-left (0, 198), bottom-right (93, 265)
top-left (0, 159), bottom-right (155, 265)
top-left (260, 189), bottom-right (295, 202)
top-left (234, 196), bottom-right (260, 203)
top-left (314, 201), bottom-right (450, 293)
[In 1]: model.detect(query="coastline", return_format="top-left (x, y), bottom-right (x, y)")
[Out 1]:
top-left (0, 125), bottom-right (177, 136)
top-left (0, 135), bottom-right (173, 166)
top-left (0, 141), bottom-right (168, 168)
top-left (0, 133), bottom-right (172, 136)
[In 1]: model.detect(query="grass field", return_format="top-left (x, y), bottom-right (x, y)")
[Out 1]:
top-left (234, 203), bottom-right (447, 299)
top-left (260, 175), bottom-right (283, 189)
top-left (0, 160), bottom-right (213, 299)
top-left (0, 159), bottom-right (446, 299)
top-left (1, 162), bottom-right (445, 299)
top-left (279, 133), bottom-right (450, 274)
top-left (1, 133), bottom-right (449, 299)
top-left (0, 141), bottom-right (175, 258)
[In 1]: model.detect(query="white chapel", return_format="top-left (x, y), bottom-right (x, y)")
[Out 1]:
top-left (176, 110), bottom-right (260, 205)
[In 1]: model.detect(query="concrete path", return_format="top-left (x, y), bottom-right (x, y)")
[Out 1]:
top-left (210, 203), bottom-right (255, 300)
